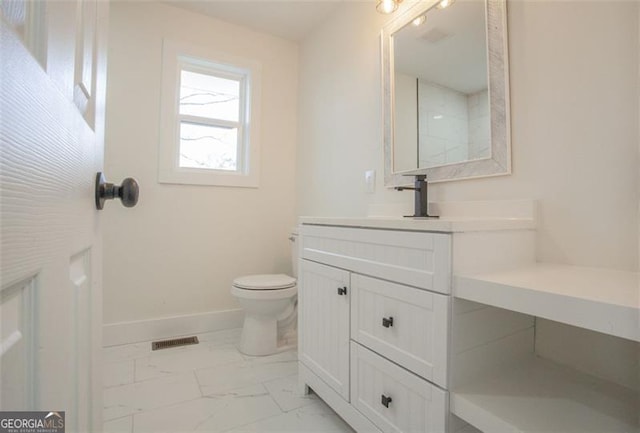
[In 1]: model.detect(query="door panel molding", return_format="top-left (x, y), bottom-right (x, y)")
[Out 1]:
top-left (0, 276), bottom-right (37, 410)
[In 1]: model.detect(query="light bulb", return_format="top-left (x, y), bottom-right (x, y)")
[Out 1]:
top-left (376, 0), bottom-right (398, 14)
top-left (437, 0), bottom-right (455, 9)
top-left (412, 15), bottom-right (426, 26)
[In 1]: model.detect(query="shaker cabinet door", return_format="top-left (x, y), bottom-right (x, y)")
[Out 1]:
top-left (299, 260), bottom-right (351, 401)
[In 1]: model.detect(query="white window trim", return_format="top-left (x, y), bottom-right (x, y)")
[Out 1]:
top-left (158, 39), bottom-right (261, 187)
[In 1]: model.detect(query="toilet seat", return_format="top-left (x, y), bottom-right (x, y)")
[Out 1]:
top-left (233, 274), bottom-right (296, 290)
top-left (232, 274), bottom-right (297, 301)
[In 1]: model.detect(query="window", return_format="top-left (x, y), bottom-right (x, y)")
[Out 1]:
top-left (159, 40), bottom-right (261, 187)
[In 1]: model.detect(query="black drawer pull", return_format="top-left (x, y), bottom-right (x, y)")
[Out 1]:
top-left (337, 286), bottom-right (347, 296)
top-left (382, 316), bottom-right (394, 328)
top-left (381, 394), bottom-right (392, 408)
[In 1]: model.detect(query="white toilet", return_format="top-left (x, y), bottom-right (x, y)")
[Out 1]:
top-left (231, 231), bottom-right (298, 356)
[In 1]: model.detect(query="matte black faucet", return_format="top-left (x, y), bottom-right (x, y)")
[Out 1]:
top-left (394, 175), bottom-right (438, 218)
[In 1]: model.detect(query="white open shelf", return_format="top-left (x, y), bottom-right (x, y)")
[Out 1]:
top-left (450, 356), bottom-right (639, 433)
top-left (453, 263), bottom-right (639, 432)
top-left (455, 263), bottom-right (640, 342)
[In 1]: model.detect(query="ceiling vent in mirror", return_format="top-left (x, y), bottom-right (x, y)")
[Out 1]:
top-left (420, 28), bottom-right (452, 44)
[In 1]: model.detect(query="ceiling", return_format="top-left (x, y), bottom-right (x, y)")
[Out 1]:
top-left (163, 0), bottom-right (343, 41)
top-left (394, 0), bottom-right (488, 94)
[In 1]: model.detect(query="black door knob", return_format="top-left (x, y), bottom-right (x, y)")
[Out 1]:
top-left (337, 287), bottom-right (347, 296)
top-left (381, 394), bottom-right (392, 408)
top-left (95, 172), bottom-right (139, 210)
top-left (382, 317), bottom-right (394, 328)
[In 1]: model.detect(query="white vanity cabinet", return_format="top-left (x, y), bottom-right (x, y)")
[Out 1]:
top-left (298, 224), bottom-right (454, 433)
top-left (297, 217), bottom-right (537, 433)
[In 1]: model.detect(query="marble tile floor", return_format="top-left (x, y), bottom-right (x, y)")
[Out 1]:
top-left (103, 328), bottom-right (354, 433)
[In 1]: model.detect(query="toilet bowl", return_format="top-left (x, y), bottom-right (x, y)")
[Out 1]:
top-left (232, 274), bottom-right (297, 356)
top-left (231, 230), bottom-right (299, 356)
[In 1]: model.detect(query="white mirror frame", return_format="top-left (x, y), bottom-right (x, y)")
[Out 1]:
top-left (383, 0), bottom-right (511, 186)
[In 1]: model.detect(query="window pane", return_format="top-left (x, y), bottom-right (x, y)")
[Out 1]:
top-left (179, 122), bottom-right (238, 171)
top-left (180, 70), bottom-right (240, 121)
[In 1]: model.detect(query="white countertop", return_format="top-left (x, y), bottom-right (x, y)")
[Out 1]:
top-left (298, 216), bottom-right (536, 233)
top-left (455, 263), bottom-right (640, 342)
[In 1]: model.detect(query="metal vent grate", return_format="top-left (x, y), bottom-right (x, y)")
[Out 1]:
top-left (151, 336), bottom-right (199, 351)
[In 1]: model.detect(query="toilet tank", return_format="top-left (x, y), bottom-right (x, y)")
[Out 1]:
top-left (290, 228), bottom-right (299, 278)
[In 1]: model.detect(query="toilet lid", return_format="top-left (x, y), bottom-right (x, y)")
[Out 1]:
top-left (233, 274), bottom-right (296, 290)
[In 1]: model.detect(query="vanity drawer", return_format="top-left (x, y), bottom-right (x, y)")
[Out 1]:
top-left (350, 342), bottom-right (447, 433)
top-left (300, 225), bottom-right (451, 294)
top-left (351, 274), bottom-right (449, 387)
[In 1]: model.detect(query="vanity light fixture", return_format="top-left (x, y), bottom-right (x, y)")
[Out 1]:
top-left (412, 15), bottom-right (427, 26)
top-left (436, 0), bottom-right (455, 9)
top-left (376, 0), bottom-right (402, 14)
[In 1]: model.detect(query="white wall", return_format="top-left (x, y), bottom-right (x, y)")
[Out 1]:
top-left (297, 5), bottom-right (387, 217)
top-left (298, 0), bottom-right (639, 273)
top-left (104, 2), bottom-right (298, 325)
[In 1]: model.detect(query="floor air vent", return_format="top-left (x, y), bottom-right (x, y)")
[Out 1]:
top-left (151, 336), bottom-right (199, 351)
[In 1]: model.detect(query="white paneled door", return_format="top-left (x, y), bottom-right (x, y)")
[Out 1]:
top-left (1, 1), bottom-right (108, 431)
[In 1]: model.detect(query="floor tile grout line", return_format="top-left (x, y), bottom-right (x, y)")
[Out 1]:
top-left (106, 391), bottom-right (208, 425)
top-left (184, 388), bottom-right (290, 433)
top-left (190, 355), bottom-right (249, 377)
top-left (102, 413), bottom-right (132, 424)
top-left (104, 377), bottom-right (306, 427)
top-left (122, 346), bottom-right (245, 385)
top-left (103, 374), bottom-right (204, 423)
top-left (128, 383), bottom-right (278, 433)
top-left (106, 375), bottom-right (293, 424)
top-left (133, 356), bottom-right (137, 383)
top-left (102, 359), bottom-right (134, 389)
top-left (263, 382), bottom-right (287, 414)
top-left (217, 399), bottom-right (338, 433)
top-left (215, 403), bottom-right (290, 433)
top-left (192, 369), bottom-right (205, 398)
top-left (262, 375), bottom-right (319, 414)
top-left (104, 370), bottom-right (194, 391)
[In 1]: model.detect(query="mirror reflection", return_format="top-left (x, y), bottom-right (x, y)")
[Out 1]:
top-left (393, 0), bottom-right (490, 172)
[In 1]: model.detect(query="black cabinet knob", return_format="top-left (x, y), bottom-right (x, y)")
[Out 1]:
top-left (382, 317), bottom-right (394, 328)
top-left (337, 287), bottom-right (347, 296)
top-left (381, 394), bottom-right (392, 408)
top-left (95, 172), bottom-right (139, 210)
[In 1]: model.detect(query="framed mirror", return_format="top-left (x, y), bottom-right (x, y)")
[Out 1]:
top-left (382, 0), bottom-right (510, 186)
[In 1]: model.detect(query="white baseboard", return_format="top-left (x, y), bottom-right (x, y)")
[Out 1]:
top-left (103, 309), bottom-right (244, 347)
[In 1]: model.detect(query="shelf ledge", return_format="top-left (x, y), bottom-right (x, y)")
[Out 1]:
top-left (451, 356), bottom-right (639, 433)
top-left (454, 263), bottom-right (640, 342)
